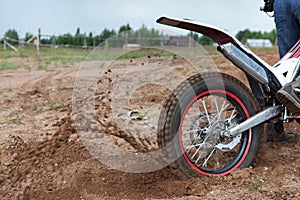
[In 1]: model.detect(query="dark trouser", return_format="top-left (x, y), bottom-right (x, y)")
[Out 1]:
top-left (274, 0), bottom-right (300, 58)
top-left (272, 1), bottom-right (300, 141)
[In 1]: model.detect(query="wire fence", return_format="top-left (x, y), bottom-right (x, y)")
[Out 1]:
top-left (2, 29), bottom-right (198, 52)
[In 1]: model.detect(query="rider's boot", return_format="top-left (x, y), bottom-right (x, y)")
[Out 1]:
top-left (266, 121), bottom-right (296, 143)
top-left (276, 76), bottom-right (300, 115)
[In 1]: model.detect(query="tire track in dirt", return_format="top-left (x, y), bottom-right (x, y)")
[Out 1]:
top-left (1, 51), bottom-right (300, 199)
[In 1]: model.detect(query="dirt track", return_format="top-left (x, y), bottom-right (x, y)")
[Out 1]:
top-left (0, 48), bottom-right (300, 199)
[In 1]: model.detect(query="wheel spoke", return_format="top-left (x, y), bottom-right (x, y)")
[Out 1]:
top-left (220, 100), bottom-right (229, 118)
top-left (202, 148), bottom-right (216, 167)
top-left (186, 143), bottom-right (202, 153)
top-left (202, 100), bottom-right (211, 125)
top-left (216, 148), bottom-right (229, 163)
top-left (229, 108), bottom-right (237, 124)
top-left (191, 144), bottom-right (203, 159)
top-left (214, 97), bottom-right (220, 118)
top-left (182, 129), bottom-right (200, 135)
top-left (194, 148), bottom-right (207, 164)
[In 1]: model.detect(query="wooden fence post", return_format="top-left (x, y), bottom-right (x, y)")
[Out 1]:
top-left (52, 35), bottom-right (55, 48)
top-left (93, 33), bottom-right (95, 48)
top-left (125, 32), bottom-right (128, 49)
top-left (3, 34), bottom-right (7, 50)
top-left (37, 28), bottom-right (41, 53)
top-left (83, 32), bottom-right (87, 48)
top-left (160, 36), bottom-right (164, 47)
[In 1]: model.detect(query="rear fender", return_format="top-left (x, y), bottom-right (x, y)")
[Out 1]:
top-left (157, 16), bottom-right (282, 92)
top-left (156, 16), bottom-right (237, 45)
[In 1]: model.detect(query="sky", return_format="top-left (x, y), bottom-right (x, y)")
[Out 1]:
top-left (1, 0), bottom-right (275, 38)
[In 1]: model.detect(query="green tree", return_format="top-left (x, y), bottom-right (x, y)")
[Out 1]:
top-left (236, 29), bottom-right (252, 42)
top-left (5, 29), bottom-right (19, 44)
top-left (74, 27), bottom-right (83, 46)
top-left (24, 32), bottom-right (34, 42)
top-left (118, 23), bottom-right (132, 34)
top-left (57, 33), bottom-right (73, 45)
top-left (235, 28), bottom-right (277, 44)
top-left (87, 32), bottom-right (94, 46)
top-left (97, 28), bottom-right (117, 47)
top-left (134, 24), bottom-right (162, 46)
top-left (199, 35), bottom-right (213, 45)
top-left (135, 24), bottom-right (148, 37)
top-left (264, 29), bottom-right (277, 44)
top-left (188, 32), bottom-right (200, 42)
top-left (100, 28), bottom-right (116, 40)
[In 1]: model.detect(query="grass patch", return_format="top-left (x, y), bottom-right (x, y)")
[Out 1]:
top-left (0, 53), bottom-right (28, 59)
top-left (249, 173), bottom-right (268, 191)
top-left (202, 45), bottom-right (219, 55)
top-left (1, 95), bottom-right (8, 101)
top-left (0, 61), bottom-right (19, 70)
top-left (49, 101), bottom-right (66, 110)
top-left (0, 45), bottom-right (219, 63)
top-left (0, 45), bottom-right (279, 64)
top-left (1, 46), bottom-right (88, 62)
top-left (0, 113), bottom-right (20, 125)
top-left (250, 46), bottom-right (278, 53)
top-left (40, 47), bottom-right (89, 57)
top-left (117, 48), bottom-right (174, 59)
top-left (32, 103), bottom-right (38, 111)
top-left (43, 115), bottom-right (51, 119)
top-left (37, 57), bottom-right (73, 67)
top-left (41, 56), bottom-right (85, 66)
top-left (37, 64), bottom-right (48, 70)
top-left (44, 59), bottom-right (52, 65)
top-left (0, 48), bottom-right (29, 59)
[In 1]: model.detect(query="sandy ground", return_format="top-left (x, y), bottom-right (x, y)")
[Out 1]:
top-left (0, 47), bottom-right (300, 199)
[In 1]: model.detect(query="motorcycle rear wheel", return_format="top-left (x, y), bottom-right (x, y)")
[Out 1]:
top-left (157, 72), bottom-right (265, 177)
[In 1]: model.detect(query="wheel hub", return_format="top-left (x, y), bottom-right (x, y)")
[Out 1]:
top-left (207, 120), bottom-right (226, 145)
top-left (205, 120), bottom-right (241, 152)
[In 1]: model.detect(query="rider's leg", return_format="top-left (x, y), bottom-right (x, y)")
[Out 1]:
top-left (274, 0), bottom-right (300, 58)
top-left (270, 0), bottom-right (300, 142)
top-left (275, 0), bottom-right (300, 114)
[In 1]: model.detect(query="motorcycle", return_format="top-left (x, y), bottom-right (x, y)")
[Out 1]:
top-left (156, 4), bottom-right (300, 176)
